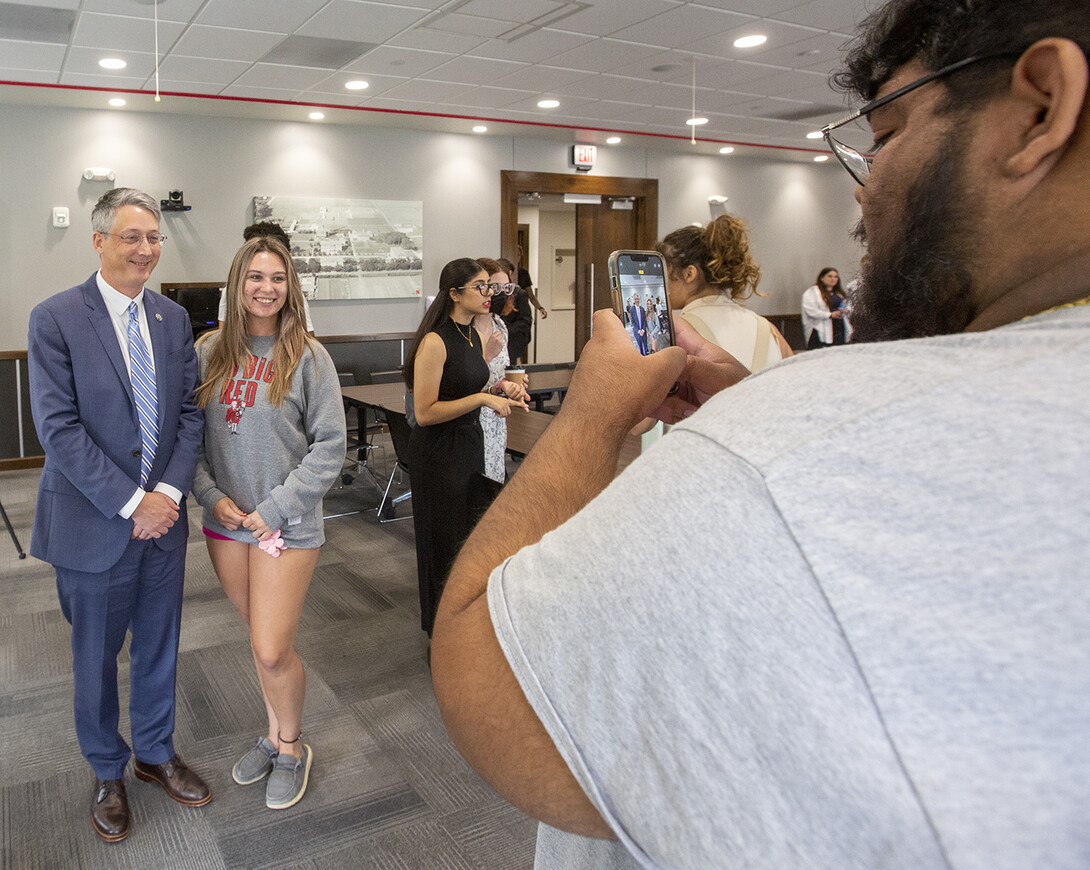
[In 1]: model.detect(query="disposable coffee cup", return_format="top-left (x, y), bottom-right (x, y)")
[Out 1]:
top-left (505, 368), bottom-right (526, 386)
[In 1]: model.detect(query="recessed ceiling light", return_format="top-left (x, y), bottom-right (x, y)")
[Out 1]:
top-left (806, 131), bottom-right (824, 140)
top-left (719, 146), bottom-right (734, 154)
top-left (813, 155), bottom-right (830, 162)
top-left (733, 35), bottom-right (767, 49)
top-left (99, 58), bottom-right (127, 70)
top-left (686, 117), bottom-right (709, 126)
top-left (309, 111), bottom-right (325, 120)
top-left (345, 80), bottom-right (369, 90)
top-left (472, 125), bottom-right (487, 133)
top-left (537, 99), bottom-right (560, 109)
top-left (108, 98), bottom-right (126, 107)
top-left (606, 136), bottom-right (621, 145)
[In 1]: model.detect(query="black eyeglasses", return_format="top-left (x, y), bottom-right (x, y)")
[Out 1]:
top-left (822, 52), bottom-right (1021, 186)
top-left (456, 281), bottom-right (517, 297)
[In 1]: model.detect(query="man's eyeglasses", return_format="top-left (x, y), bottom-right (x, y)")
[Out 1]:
top-left (102, 232), bottom-right (168, 247)
top-left (457, 281), bottom-right (517, 297)
top-left (822, 52), bottom-right (1021, 187)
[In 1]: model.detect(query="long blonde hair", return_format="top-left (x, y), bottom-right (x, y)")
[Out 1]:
top-left (195, 236), bottom-right (315, 408)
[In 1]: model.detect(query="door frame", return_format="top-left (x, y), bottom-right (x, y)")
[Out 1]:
top-left (500, 170), bottom-right (658, 277)
top-left (500, 171), bottom-right (658, 359)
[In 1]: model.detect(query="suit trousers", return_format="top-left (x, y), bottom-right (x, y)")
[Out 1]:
top-left (55, 537), bottom-right (186, 779)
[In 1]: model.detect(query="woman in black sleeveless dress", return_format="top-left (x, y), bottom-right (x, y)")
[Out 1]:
top-left (403, 259), bottom-right (528, 635)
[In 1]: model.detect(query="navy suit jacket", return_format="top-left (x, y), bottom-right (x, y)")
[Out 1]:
top-left (627, 304), bottom-right (647, 332)
top-left (28, 273), bottom-right (203, 573)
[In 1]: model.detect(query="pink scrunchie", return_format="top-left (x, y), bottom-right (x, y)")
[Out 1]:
top-left (258, 530), bottom-right (286, 557)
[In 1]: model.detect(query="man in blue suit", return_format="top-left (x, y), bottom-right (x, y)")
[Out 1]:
top-left (626, 293), bottom-right (650, 355)
top-left (28, 188), bottom-right (209, 842)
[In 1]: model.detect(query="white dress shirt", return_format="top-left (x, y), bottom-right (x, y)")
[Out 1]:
top-left (96, 271), bottom-right (183, 517)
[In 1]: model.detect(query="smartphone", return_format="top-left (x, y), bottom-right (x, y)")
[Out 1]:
top-left (607, 250), bottom-right (675, 356)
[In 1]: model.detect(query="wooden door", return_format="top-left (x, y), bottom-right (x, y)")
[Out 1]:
top-left (574, 201), bottom-right (640, 356)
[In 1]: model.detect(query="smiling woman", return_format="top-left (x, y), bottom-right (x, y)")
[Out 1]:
top-left (190, 235), bottom-right (347, 811)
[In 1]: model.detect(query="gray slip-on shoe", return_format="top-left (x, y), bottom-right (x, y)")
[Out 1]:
top-left (232, 737), bottom-right (278, 785)
top-left (265, 743), bottom-right (312, 810)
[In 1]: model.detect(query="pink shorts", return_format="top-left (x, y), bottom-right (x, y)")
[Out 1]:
top-left (202, 527), bottom-right (233, 542)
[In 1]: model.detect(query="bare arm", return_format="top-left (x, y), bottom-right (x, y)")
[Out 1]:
top-left (431, 311), bottom-right (686, 837)
top-left (414, 332), bottom-right (523, 425)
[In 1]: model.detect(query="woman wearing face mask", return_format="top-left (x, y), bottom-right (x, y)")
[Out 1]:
top-left (192, 236), bottom-right (346, 811)
top-left (657, 214), bottom-right (792, 372)
top-left (802, 266), bottom-right (853, 349)
top-left (403, 258), bottom-right (528, 636)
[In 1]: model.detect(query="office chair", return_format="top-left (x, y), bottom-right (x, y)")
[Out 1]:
top-left (378, 410), bottom-right (413, 523)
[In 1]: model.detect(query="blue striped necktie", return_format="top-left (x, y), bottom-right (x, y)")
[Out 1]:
top-left (127, 301), bottom-right (159, 487)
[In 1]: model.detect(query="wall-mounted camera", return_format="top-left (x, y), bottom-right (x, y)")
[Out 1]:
top-left (160, 190), bottom-right (191, 212)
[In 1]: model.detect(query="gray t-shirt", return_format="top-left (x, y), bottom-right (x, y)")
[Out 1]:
top-left (193, 332), bottom-right (346, 548)
top-left (488, 307), bottom-right (1090, 869)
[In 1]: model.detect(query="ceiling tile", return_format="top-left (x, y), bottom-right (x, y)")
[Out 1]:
top-left (545, 36), bottom-right (661, 74)
top-left (153, 54), bottom-right (250, 85)
top-left (302, 69), bottom-right (405, 97)
top-left (170, 25), bottom-right (284, 63)
top-left (81, 0), bottom-right (205, 18)
top-left (465, 26), bottom-right (591, 64)
top-left (219, 83), bottom-right (307, 101)
top-left (58, 70), bottom-right (148, 88)
top-left (457, 0), bottom-right (563, 21)
top-left (63, 44), bottom-right (156, 76)
top-left (491, 62), bottom-right (590, 92)
top-left (386, 26), bottom-right (488, 54)
top-left (609, 6), bottom-right (751, 49)
top-left (426, 54), bottom-right (524, 86)
top-left (0, 36), bottom-right (64, 69)
top-left (344, 45), bottom-right (455, 78)
top-left (693, 0), bottom-right (802, 14)
top-left (413, 11), bottom-right (509, 39)
top-left (2, 0), bottom-right (80, 9)
top-left (230, 62), bottom-right (332, 90)
top-left (685, 18), bottom-right (821, 59)
top-left (0, 65), bottom-right (56, 82)
top-left (71, 12), bottom-right (185, 52)
top-left (381, 77), bottom-right (472, 104)
top-left (558, 0), bottom-right (676, 38)
top-left (445, 84), bottom-right (536, 109)
top-left (195, 0), bottom-right (329, 33)
top-left (299, 0), bottom-right (430, 43)
top-left (772, 0), bottom-right (863, 33)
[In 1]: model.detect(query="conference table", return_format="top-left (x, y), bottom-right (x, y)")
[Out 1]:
top-left (341, 381), bottom-right (640, 473)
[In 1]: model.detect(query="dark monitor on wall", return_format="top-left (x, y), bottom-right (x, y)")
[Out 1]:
top-left (160, 282), bottom-right (223, 340)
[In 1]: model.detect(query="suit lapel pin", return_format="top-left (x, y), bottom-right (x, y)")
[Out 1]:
top-left (155, 313), bottom-right (162, 321)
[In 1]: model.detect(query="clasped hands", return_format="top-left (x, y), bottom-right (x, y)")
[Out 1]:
top-left (211, 496), bottom-right (277, 542)
top-left (485, 377), bottom-right (530, 418)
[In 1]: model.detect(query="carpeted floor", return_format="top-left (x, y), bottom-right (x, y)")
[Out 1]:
top-left (0, 450), bottom-right (537, 869)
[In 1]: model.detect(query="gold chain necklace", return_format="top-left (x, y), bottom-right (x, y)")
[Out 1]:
top-left (452, 319), bottom-right (473, 347)
top-left (1032, 294), bottom-right (1090, 318)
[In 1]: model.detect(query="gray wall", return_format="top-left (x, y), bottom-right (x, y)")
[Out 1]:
top-left (0, 102), bottom-right (862, 350)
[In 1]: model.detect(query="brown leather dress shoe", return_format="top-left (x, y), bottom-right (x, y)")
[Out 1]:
top-left (133, 754), bottom-right (211, 807)
top-left (91, 778), bottom-right (130, 842)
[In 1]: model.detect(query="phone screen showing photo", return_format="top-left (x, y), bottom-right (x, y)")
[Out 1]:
top-left (610, 252), bottom-right (674, 356)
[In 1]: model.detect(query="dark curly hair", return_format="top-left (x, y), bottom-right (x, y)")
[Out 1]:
top-left (833, 0), bottom-right (1089, 106)
top-left (656, 214), bottom-right (762, 301)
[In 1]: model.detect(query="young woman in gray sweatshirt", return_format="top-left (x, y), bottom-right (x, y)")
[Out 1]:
top-left (192, 235), bottom-right (346, 811)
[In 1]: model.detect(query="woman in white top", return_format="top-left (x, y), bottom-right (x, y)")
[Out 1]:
top-left (801, 267), bottom-right (853, 349)
top-left (656, 214), bottom-right (792, 372)
top-left (474, 257), bottom-right (520, 484)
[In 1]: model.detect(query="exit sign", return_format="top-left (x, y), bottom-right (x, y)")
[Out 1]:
top-left (571, 144), bottom-right (597, 171)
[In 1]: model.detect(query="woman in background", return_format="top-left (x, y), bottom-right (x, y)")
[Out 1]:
top-left (476, 257), bottom-right (522, 484)
top-left (193, 236), bottom-right (346, 811)
top-left (403, 258), bottom-right (528, 636)
top-left (657, 214), bottom-right (792, 372)
top-left (802, 267), bottom-right (853, 349)
top-left (645, 296), bottom-right (660, 352)
top-left (497, 256), bottom-right (533, 365)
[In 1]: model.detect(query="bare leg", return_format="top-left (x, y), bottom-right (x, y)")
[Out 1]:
top-left (207, 538), bottom-right (280, 743)
top-left (247, 546), bottom-right (319, 759)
